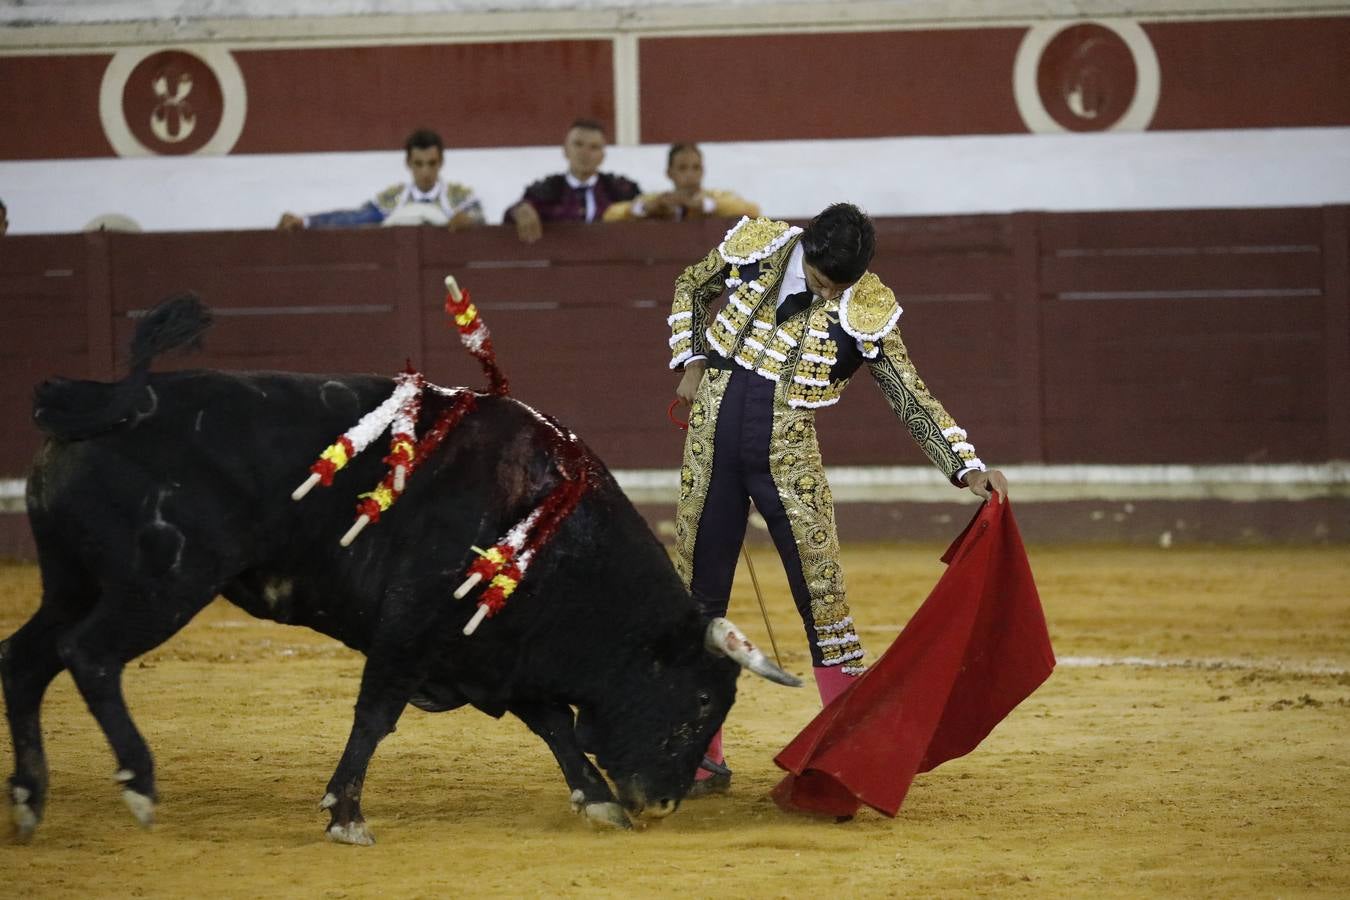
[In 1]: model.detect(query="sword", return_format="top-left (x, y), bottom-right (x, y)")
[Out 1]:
top-left (740, 543), bottom-right (783, 670)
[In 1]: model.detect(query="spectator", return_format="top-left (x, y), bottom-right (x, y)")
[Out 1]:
top-left (604, 143), bottom-right (760, 222)
top-left (504, 118), bottom-right (640, 243)
top-left (0, 199), bottom-right (7, 236)
top-left (278, 129), bottom-right (484, 231)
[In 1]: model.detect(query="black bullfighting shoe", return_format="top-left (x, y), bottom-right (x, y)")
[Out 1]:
top-left (686, 756), bottom-right (732, 798)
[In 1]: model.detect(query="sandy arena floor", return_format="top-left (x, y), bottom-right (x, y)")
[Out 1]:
top-left (1, 542), bottom-right (1347, 898)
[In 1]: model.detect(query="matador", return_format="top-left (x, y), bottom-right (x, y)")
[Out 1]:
top-left (667, 203), bottom-right (1008, 795)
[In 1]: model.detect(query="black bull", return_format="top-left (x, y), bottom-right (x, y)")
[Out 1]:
top-left (1, 296), bottom-right (797, 844)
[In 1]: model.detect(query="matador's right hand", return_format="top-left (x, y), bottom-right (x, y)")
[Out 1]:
top-left (675, 361), bottom-right (706, 407)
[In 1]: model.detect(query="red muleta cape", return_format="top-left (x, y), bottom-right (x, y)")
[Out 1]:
top-left (772, 499), bottom-right (1055, 818)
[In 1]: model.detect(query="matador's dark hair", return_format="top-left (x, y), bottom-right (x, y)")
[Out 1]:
top-left (403, 129), bottom-right (444, 158)
top-left (801, 202), bottom-right (876, 285)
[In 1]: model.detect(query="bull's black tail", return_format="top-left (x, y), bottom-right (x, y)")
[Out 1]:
top-left (33, 292), bottom-right (212, 440)
top-left (127, 291), bottom-right (213, 375)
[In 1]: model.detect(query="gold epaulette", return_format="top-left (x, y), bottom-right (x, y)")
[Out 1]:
top-left (374, 183), bottom-right (405, 212)
top-left (840, 273), bottom-right (902, 342)
top-left (717, 216), bottom-right (802, 265)
top-left (445, 181), bottom-right (476, 204)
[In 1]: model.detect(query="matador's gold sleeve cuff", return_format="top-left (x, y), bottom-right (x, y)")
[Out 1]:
top-left (670, 246), bottom-right (727, 369)
top-left (867, 333), bottom-right (986, 484)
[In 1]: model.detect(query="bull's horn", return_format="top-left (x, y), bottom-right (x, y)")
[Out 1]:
top-left (704, 618), bottom-right (801, 687)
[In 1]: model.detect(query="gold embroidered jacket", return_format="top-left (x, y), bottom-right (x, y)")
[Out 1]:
top-left (374, 180), bottom-right (485, 225)
top-left (668, 216), bottom-right (984, 483)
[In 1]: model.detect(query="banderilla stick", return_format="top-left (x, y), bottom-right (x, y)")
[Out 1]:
top-left (740, 543), bottom-right (783, 670)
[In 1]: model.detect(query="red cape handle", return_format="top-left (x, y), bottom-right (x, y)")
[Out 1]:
top-left (667, 399), bottom-right (689, 431)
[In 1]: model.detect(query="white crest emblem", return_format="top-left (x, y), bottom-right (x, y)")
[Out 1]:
top-left (150, 72), bottom-right (197, 143)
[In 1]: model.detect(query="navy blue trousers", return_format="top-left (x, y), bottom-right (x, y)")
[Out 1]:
top-left (689, 369), bottom-right (826, 666)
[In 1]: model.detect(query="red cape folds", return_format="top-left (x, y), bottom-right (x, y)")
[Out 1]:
top-left (772, 499), bottom-right (1055, 818)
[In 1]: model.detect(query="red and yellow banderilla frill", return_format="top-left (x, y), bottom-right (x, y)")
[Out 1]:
top-left (291, 273), bottom-right (592, 637)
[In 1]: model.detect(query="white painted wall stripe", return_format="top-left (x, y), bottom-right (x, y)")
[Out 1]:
top-left (1054, 656), bottom-right (1348, 674)
top-left (614, 462), bottom-right (1350, 504)
top-left (611, 31), bottom-right (640, 146)
top-left (4, 2), bottom-right (1348, 49)
top-left (6, 128), bottom-right (1350, 235)
top-left (5, 462), bottom-right (1346, 512)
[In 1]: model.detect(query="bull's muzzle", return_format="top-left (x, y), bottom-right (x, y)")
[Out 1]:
top-left (704, 618), bottom-right (802, 686)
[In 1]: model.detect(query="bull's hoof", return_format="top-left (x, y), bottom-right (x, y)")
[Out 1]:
top-left (10, 785), bottom-right (39, 843)
top-left (114, 769), bottom-right (155, 828)
top-left (579, 801), bottom-right (632, 830)
top-left (121, 789), bottom-right (156, 828)
top-left (320, 791), bottom-right (375, 845)
top-left (326, 819), bottom-right (375, 846)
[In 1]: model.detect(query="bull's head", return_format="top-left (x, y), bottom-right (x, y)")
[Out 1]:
top-left (577, 613), bottom-right (799, 825)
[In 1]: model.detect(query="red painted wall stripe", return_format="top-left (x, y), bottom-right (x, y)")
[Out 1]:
top-left (1145, 18), bottom-right (1350, 130)
top-left (232, 40), bottom-right (615, 153)
top-left (640, 17), bottom-right (1350, 143)
top-left (639, 29), bottom-right (1029, 143)
top-left (0, 55), bottom-right (114, 160)
top-left (2, 18), bottom-right (1348, 161)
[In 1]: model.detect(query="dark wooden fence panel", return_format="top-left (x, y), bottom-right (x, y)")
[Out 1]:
top-left (1035, 207), bottom-right (1325, 249)
top-left (102, 229), bottom-right (414, 378)
top-left (1, 208), bottom-right (1346, 479)
top-left (0, 234), bottom-right (92, 473)
top-left (1324, 206), bottom-right (1350, 456)
top-left (1038, 207), bottom-right (1336, 463)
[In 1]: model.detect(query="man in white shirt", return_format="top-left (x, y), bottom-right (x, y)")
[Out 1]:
top-left (277, 129), bottom-right (484, 231)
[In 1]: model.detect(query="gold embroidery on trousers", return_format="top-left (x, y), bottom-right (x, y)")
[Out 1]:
top-left (767, 404), bottom-right (866, 672)
top-left (673, 369), bottom-right (728, 589)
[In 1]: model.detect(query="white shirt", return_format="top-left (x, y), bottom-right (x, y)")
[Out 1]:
top-left (774, 242), bottom-right (810, 308)
top-left (565, 172), bottom-right (599, 223)
top-left (406, 182), bottom-right (446, 207)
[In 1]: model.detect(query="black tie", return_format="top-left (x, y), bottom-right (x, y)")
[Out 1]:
top-left (777, 290), bottom-right (813, 325)
top-left (574, 185), bottom-right (592, 221)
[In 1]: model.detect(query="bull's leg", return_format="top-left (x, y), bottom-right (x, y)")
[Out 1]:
top-left (321, 645), bottom-right (425, 846)
top-left (2, 604), bottom-right (82, 842)
top-left (510, 701), bottom-right (631, 830)
top-left (56, 585), bottom-right (215, 828)
top-left (3, 548), bottom-right (98, 842)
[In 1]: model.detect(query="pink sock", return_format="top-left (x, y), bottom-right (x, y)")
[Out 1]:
top-left (695, 728), bottom-right (724, 781)
top-left (813, 665), bottom-right (858, 706)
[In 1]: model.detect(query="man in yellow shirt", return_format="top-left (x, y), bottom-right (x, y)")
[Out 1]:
top-left (605, 144), bottom-right (760, 222)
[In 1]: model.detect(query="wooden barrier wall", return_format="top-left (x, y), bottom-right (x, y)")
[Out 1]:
top-left (1, 208), bottom-right (1347, 480)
